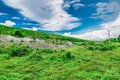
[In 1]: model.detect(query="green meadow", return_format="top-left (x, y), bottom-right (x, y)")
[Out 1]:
top-left (0, 25), bottom-right (120, 80)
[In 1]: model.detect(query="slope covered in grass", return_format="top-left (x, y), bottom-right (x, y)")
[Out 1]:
top-left (0, 42), bottom-right (120, 80)
top-left (0, 25), bottom-right (88, 44)
top-left (0, 25), bottom-right (120, 80)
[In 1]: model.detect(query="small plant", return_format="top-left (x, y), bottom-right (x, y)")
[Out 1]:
top-left (42, 48), bottom-right (54, 53)
top-left (10, 39), bottom-right (14, 42)
top-left (118, 35), bottom-right (120, 42)
top-left (49, 55), bottom-right (56, 61)
top-left (28, 50), bottom-right (43, 61)
top-left (21, 40), bottom-right (24, 43)
top-left (0, 44), bottom-right (6, 54)
top-left (88, 46), bottom-right (95, 50)
top-left (62, 52), bottom-right (75, 61)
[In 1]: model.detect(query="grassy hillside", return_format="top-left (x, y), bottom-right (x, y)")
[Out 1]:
top-left (0, 25), bottom-right (120, 80)
top-left (0, 25), bottom-right (88, 44)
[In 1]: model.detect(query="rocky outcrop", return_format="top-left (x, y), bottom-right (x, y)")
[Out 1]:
top-left (0, 35), bottom-right (73, 49)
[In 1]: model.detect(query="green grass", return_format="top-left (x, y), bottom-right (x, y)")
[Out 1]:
top-left (0, 25), bottom-right (88, 44)
top-left (0, 25), bottom-right (120, 80)
top-left (0, 42), bottom-right (120, 80)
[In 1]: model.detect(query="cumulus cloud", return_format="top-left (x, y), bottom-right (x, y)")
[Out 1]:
top-left (3, 0), bottom-right (81, 31)
top-left (0, 12), bottom-right (8, 16)
top-left (63, 14), bottom-right (120, 40)
top-left (23, 27), bottom-right (39, 31)
top-left (101, 14), bottom-right (120, 38)
top-left (63, 30), bottom-right (107, 41)
top-left (91, 1), bottom-right (120, 21)
top-left (63, 32), bottom-right (72, 36)
top-left (0, 20), bottom-right (16, 27)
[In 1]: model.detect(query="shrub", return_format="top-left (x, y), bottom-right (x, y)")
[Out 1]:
top-left (81, 56), bottom-right (91, 61)
top-left (13, 30), bottom-right (24, 37)
top-left (10, 39), bottom-right (14, 42)
top-left (118, 35), bottom-right (120, 42)
top-left (88, 46), bottom-right (95, 50)
top-left (60, 49), bottom-right (65, 52)
top-left (87, 43), bottom-right (116, 51)
top-left (49, 55), bottom-right (57, 61)
top-left (0, 48), bottom-right (4, 54)
top-left (62, 52), bottom-right (75, 61)
top-left (28, 50), bottom-right (43, 61)
top-left (42, 48), bottom-right (54, 53)
top-left (0, 44), bottom-right (6, 54)
top-left (7, 44), bottom-right (32, 57)
top-left (98, 44), bottom-right (116, 51)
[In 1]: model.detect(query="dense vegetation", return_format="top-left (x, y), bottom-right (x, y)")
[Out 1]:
top-left (0, 25), bottom-right (120, 80)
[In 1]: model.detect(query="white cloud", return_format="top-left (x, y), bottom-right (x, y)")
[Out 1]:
top-left (3, 0), bottom-right (81, 31)
top-left (12, 17), bottom-right (20, 20)
top-left (101, 14), bottom-right (120, 38)
top-left (23, 27), bottom-right (39, 31)
top-left (91, 1), bottom-right (120, 21)
top-left (63, 32), bottom-right (72, 36)
top-left (0, 20), bottom-right (16, 27)
top-left (0, 13), bottom-right (8, 16)
top-left (63, 30), bottom-right (107, 41)
top-left (73, 3), bottom-right (85, 10)
top-left (63, 0), bottom-right (84, 10)
top-left (63, 14), bottom-right (120, 40)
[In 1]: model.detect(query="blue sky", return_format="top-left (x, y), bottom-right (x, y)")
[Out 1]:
top-left (0, 0), bottom-right (120, 40)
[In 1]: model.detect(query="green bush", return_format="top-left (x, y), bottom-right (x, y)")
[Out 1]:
top-left (13, 30), bottom-right (24, 37)
top-left (7, 44), bottom-right (32, 57)
top-left (41, 48), bottom-right (54, 53)
top-left (62, 52), bottom-right (75, 61)
top-left (98, 44), bottom-right (116, 51)
top-left (118, 35), bottom-right (120, 42)
top-left (28, 50), bottom-right (43, 61)
top-left (49, 55), bottom-right (57, 61)
top-left (87, 43), bottom-right (116, 51)
top-left (88, 46), bottom-right (96, 50)
top-left (0, 44), bottom-right (6, 54)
